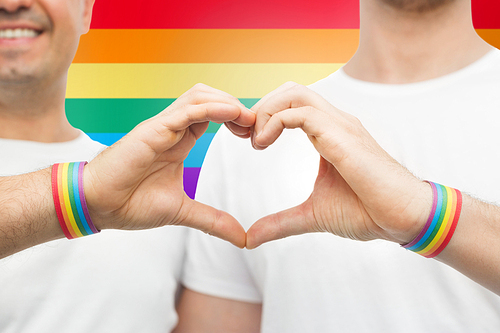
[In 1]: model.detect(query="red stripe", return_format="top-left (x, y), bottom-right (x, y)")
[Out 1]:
top-left (51, 164), bottom-right (73, 239)
top-left (90, 0), bottom-right (359, 29)
top-left (472, 0), bottom-right (500, 29)
top-left (90, 0), bottom-right (498, 29)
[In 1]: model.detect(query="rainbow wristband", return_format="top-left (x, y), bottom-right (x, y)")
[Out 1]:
top-left (51, 162), bottom-right (100, 239)
top-left (402, 181), bottom-right (462, 258)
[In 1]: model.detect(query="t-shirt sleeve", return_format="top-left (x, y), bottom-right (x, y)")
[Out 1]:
top-left (181, 126), bottom-right (262, 303)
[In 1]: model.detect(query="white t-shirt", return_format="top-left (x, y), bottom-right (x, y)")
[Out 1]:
top-left (0, 132), bottom-right (187, 333)
top-left (182, 50), bottom-right (500, 332)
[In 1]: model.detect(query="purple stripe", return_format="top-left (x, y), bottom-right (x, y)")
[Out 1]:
top-left (403, 181), bottom-right (438, 248)
top-left (79, 162), bottom-right (100, 233)
top-left (183, 167), bottom-right (201, 200)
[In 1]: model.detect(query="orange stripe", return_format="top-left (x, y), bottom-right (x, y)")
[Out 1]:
top-left (74, 29), bottom-right (500, 64)
top-left (477, 29), bottom-right (500, 49)
top-left (74, 29), bottom-right (359, 63)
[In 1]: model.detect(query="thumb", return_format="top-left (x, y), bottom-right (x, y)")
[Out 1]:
top-left (246, 201), bottom-right (315, 249)
top-left (179, 199), bottom-right (247, 248)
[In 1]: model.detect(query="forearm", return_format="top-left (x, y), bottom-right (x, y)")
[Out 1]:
top-left (0, 168), bottom-right (63, 259)
top-left (436, 194), bottom-right (500, 294)
top-left (174, 288), bottom-right (262, 333)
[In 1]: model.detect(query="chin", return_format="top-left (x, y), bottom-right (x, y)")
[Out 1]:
top-left (0, 65), bottom-right (40, 85)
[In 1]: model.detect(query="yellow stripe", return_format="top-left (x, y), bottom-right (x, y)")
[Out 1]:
top-left (66, 63), bottom-right (344, 98)
top-left (62, 163), bottom-right (83, 238)
top-left (416, 186), bottom-right (453, 255)
top-left (419, 188), bottom-right (457, 256)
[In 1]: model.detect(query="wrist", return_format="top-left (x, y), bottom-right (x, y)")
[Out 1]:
top-left (380, 180), bottom-right (433, 245)
top-left (402, 181), bottom-right (463, 258)
top-left (82, 162), bottom-right (107, 231)
top-left (51, 162), bottom-right (101, 239)
top-left (402, 180), bottom-right (434, 244)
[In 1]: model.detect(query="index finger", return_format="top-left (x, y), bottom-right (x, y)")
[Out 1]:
top-left (251, 81), bottom-right (300, 113)
top-left (173, 83), bottom-right (255, 128)
top-left (165, 102), bottom-right (245, 131)
top-left (252, 84), bottom-right (328, 147)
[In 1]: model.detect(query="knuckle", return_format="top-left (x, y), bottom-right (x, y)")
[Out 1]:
top-left (185, 89), bottom-right (202, 104)
top-left (192, 82), bottom-right (207, 90)
top-left (259, 111), bottom-right (274, 121)
top-left (283, 81), bottom-right (299, 88)
top-left (207, 209), bottom-right (223, 236)
top-left (346, 114), bottom-right (363, 130)
top-left (269, 112), bottom-right (282, 124)
top-left (348, 113), bottom-right (362, 125)
top-left (300, 106), bottom-right (317, 121)
top-left (185, 83), bottom-right (208, 100)
top-left (290, 83), bottom-right (306, 92)
top-left (232, 95), bottom-right (242, 103)
top-left (303, 105), bottom-right (316, 113)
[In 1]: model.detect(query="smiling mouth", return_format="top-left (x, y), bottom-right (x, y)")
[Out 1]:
top-left (0, 28), bottom-right (41, 39)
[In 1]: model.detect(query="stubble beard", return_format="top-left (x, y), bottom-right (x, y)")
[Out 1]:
top-left (380, 0), bottom-right (456, 13)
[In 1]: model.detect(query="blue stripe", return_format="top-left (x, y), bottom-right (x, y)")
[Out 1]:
top-left (87, 133), bottom-right (126, 146)
top-left (407, 184), bottom-right (444, 251)
top-left (184, 133), bottom-right (215, 167)
top-left (73, 162), bottom-right (93, 235)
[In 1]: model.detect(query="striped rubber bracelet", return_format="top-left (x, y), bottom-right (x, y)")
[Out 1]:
top-left (402, 181), bottom-right (462, 258)
top-left (51, 162), bottom-right (100, 239)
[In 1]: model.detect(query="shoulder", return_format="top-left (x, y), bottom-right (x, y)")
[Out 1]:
top-left (307, 69), bottom-right (346, 96)
top-left (460, 48), bottom-right (500, 81)
top-left (75, 131), bottom-right (108, 160)
top-left (483, 48), bottom-right (500, 68)
top-left (77, 131), bottom-right (107, 150)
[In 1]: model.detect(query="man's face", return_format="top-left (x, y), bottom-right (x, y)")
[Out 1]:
top-left (380, 0), bottom-right (455, 13)
top-left (0, 0), bottom-right (93, 85)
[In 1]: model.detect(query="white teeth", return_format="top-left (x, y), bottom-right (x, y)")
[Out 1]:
top-left (0, 28), bottom-right (39, 39)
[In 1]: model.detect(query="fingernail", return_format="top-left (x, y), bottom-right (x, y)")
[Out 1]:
top-left (253, 133), bottom-right (267, 150)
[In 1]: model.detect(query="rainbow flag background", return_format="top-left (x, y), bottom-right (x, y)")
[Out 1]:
top-left (66, 0), bottom-right (500, 199)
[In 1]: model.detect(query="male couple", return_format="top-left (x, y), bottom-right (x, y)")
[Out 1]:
top-left (1, 0), bottom-right (499, 332)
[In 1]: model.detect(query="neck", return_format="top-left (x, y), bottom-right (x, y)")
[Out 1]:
top-left (0, 75), bottom-right (79, 143)
top-left (344, 0), bottom-right (493, 83)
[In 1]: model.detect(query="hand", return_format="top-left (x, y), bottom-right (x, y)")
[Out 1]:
top-left (246, 82), bottom-right (432, 249)
top-left (83, 84), bottom-right (255, 248)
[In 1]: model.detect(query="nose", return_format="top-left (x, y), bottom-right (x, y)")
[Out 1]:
top-left (0, 0), bottom-right (34, 13)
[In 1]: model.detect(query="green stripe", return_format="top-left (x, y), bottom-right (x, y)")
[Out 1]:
top-left (414, 184), bottom-right (448, 252)
top-left (66, 98), bottom-right (259, 133)
top-left (207, 122), bottom-right (222, 133)
top-left (67, 162), bottom-right (89, 236)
